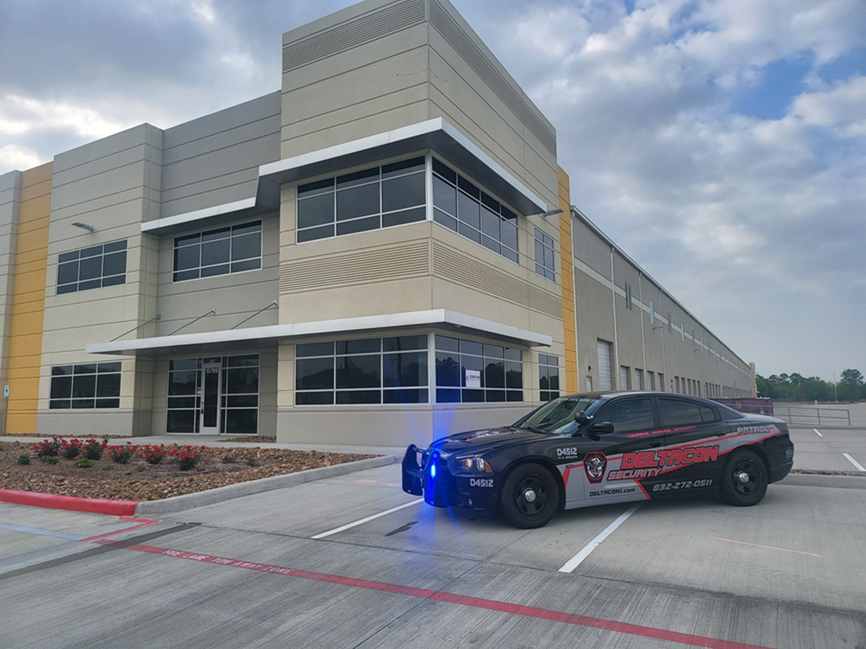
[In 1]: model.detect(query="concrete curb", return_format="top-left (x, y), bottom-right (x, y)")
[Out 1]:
top-left (136, 455), bottom-right (397, 515)
top-left (0, 489), bottom-right (137, 516)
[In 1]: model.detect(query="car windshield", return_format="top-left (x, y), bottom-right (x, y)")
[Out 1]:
top-left (513, 396), bottom-right (601, 434)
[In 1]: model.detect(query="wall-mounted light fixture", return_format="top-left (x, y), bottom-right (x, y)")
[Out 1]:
top-left (71, 222), bottom-right (95, 233)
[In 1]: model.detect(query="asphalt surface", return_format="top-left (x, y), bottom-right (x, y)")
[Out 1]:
top-left (0, 427), bottom-right (864, 649)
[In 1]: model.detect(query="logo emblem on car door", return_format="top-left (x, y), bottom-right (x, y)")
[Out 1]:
top-left (584, 451), bottom-right (607, 483)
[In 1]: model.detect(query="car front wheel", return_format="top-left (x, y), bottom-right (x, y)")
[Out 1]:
top-left (720, 448), bottom-right (768, 506)
top-left (499, 463), bottom-right (560, 528)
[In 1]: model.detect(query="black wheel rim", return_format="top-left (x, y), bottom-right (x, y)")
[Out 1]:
top-left (514, 474), bottom-right (548, 517)
top-left (731, 457), bottom-right (763, 496)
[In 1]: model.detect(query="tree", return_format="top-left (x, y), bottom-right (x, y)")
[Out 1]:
top-left (838, 369), bottom-right (865, 402)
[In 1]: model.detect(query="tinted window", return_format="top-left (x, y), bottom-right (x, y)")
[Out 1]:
top-left (658, 398), bottom-right (703, 426)
top-left (596, 397), bottom-right (655, 433)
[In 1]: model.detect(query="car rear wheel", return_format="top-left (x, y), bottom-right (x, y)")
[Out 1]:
top-left (720, 448), bottom-right (768, 506)
top-left (499, 463), bottom-right (560, 529)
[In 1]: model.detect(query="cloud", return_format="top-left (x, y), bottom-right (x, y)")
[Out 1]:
top-left (792, 75), bottom-right (866, 137)
top-left (0, 0), bottom-right (863, 378)
top-left (0, 144), bottom-right (42, 172)
top-left (0, 94), bottom-right (132, 139)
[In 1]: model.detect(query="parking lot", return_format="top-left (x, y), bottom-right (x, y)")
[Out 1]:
top-left (1, 427), bottom-right (865, 649)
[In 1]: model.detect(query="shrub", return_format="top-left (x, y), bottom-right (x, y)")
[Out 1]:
top-left (33, 437), bottom-right (61, 458)
top-left (83, 438), bottom-right (107, 460)
top-left (141, 445), bottom-right (166, 465)
top-left (245, 457), bottom-right (260, 468)
top-left (108, 444), bottom-right (134, 464)
top-left (76, 458), bottom-right (94, 469)
top-left (60, 438), bottom-right (83, 460)
top-left (171, 445), bottom-right (202, 471)
top-left (221, 454), bottom-right (238, 464)
top-left (40, 456), bottom-right (59, 465)
top-left (17, 453), bottom-right (30, 465)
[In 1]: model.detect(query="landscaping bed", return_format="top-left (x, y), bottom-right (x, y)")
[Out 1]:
top-left (0, 439), bottom-right (373, 501)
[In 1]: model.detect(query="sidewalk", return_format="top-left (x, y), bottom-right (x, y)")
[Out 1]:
top-left (0, 435), bottom-right (405, 459)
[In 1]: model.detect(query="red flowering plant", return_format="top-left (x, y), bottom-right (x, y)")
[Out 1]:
top-left (140, 445), bottom-right (166, 465)
top-left (33, 437), bottom-right (61, 458)
top-left (60, 438), bottom-right (83, 459)
top-left (83, 438), bottom-right (108, 460)
top-left (108, 443), bottom-right (134, 464)
top-left (170, 445), bottom-right (203, 471)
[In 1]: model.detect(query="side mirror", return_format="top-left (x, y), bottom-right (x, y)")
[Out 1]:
top-left (590, 421), bottom-right (614, 435)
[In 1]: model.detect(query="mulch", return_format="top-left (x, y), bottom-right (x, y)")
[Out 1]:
top-left (0, 442), bottom-right (373, 501)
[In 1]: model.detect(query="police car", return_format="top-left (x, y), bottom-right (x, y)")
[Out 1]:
top-left (402, 392), bottom-right (794, 528)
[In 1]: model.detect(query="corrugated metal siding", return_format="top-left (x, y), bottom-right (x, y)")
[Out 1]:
top-left (280, 240), bottom-right (429, 293)
top-left (432, 241), bottom-right (560, 318)
top-left (282, 0), bottom-right (426, 72)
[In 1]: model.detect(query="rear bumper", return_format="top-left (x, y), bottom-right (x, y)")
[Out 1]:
top-left (764, 435), bottom-right (795, 483)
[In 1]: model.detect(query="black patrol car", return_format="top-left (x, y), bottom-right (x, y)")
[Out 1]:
top-left (402, 392), bottom-right (794, 528)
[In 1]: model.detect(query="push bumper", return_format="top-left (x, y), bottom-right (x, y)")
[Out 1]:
top-left (401, 445), bottom-right (497, 510)
top-left (401, 445), bottom-right (454, 507)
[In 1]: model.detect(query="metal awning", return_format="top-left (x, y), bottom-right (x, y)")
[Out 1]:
top-left (86, 309), bottom-right (552, 355)
top-left (141, 118), bottom-right (548, 234)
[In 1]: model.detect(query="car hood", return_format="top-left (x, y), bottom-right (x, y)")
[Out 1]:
top-left (431, 426), bottom-right (548, 454)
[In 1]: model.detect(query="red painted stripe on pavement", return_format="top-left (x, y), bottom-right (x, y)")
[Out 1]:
top-left (99, 540), bottom-right (773, 649)
top-left (0, 489), bottom-right (137, 516)
top-left (81, 517), bottom-right (156, 542)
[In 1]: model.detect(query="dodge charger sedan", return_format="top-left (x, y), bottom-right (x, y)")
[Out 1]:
top-left (402, 392), bottom-right (794, 528)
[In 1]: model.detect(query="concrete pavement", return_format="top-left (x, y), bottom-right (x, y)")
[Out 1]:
top-left (1, 445), bottom-right (865, 648)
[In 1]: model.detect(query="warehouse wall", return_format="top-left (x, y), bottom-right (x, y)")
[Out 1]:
top-left (571, 210), bottom-right (754, 397)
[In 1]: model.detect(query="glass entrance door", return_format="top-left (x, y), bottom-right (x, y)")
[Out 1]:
top-left (200, 358), bottom-right (222, 434)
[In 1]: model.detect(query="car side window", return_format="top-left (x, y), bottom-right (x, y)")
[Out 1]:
top-left (658, 398), bottom-right (704, 426)
top-left (700, 406), bottom-right (718, 423)
top-left (595, 397), bottom-right (654, 434)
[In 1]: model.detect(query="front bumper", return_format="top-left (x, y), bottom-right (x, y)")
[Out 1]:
top-left (401, 445), bottom-right (497, 510)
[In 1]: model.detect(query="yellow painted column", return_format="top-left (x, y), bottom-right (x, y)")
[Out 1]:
top-left (6, 162), bottom-right (51, 434)
top-left (557, 168), bottom-right (577, 393)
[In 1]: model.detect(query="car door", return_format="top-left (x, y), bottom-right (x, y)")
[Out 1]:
top-left (650, 397), bottom-right (726, 496)
top-left (569, 395), bottom-right (660, 507)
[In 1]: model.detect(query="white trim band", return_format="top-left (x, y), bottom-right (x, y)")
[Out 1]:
top-left (140, 118), bottom-right (548, 234)
top-left (86, 309), bottom-right (553, 354)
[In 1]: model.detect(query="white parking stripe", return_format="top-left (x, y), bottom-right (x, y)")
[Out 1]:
top-left (713, 537), bottom-right (822, 558)
top-left (311, 499), bottom-right (423, 539)
top-left (843, 453), bottom-right (866, 472)
top-left (813, 428), bottom-right (823, 438)
top-left (558, 504), bottom-right (641, 574)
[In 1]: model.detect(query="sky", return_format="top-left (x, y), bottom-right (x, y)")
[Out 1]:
top-left (1, 0), bottom-right (864, 380)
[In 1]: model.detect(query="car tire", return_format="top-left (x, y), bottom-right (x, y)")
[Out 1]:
top-left (499, 463), bottom-right (560, 529)
top-left (720, 448), bottom-right (768, 506)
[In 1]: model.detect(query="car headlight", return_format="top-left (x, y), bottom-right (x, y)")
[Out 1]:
top-left (456, 456), bottom-right (493, 473)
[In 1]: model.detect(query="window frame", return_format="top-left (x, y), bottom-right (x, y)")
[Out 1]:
top-left (49, 361), bottom-right (121, 409)
top-left (172, 221), bottom-right (263, 283)
top-left (295, 335), bottom-right (430, 406)
top-left (534, 227), bottom-right (556, 282)
top-left (538, 353), bottom-right (560, 402)
top-left (431, 156), bottom-right (521, 265)
top-left (434, 334), bottom-right (525, 404)
top-left (57, 240), bottom-right (127, 295)
top-left (296, 156), bottom-right (427, 244)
